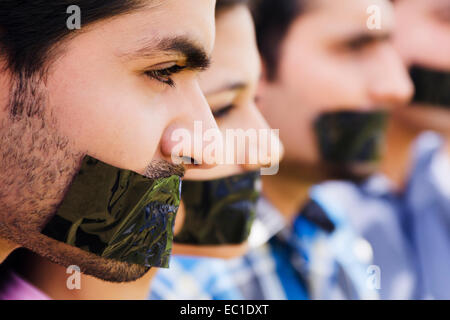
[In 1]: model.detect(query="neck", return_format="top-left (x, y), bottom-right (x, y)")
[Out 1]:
top-left (0, 238), bottom-right (18, 264)
top-left (17, 252), bottom-right (155, 300)
top-left (380, 117), bottom-right (426, 190)
top-left (262, 161), bottom-right (325, 223)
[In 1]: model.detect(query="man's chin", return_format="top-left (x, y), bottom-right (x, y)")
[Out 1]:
top-left (394, 105), bottom-right (450, 135)
top-left (0, 224), bottom-right (150, 283)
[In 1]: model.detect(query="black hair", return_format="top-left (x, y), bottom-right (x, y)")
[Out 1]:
top-left (216, 0), bottom-right (249, 15)
top-left (250, 0), bottom-right (308, 81)
top-left (0, 1), bottom-right (144, 77)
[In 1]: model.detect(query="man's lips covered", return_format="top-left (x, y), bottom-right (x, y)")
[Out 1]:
top-left (41, 156), bottom-right (182, 268)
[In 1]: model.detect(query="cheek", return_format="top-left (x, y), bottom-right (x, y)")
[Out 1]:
top-left (260, 89), bottom-right (318, 164)
top-left (396, 10), bottom-right (450, 67)
top-left (281, 48), bottom-right (365, 109)
top-left (414, 23), bottom-right (450, 67)
top-left (279, 119), bottom-right (319, 165)
top-left (48, 71), bottom-right (168, 174)
top-left (272, 54), bottom-right (362, 163)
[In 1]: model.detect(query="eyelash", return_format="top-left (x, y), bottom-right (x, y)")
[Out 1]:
top-left (346, 38), bottom-right (372, 51)
top-left (213, 104), bottom-right (235, 119)
top-left (145, 65), bottom-right (186, 87)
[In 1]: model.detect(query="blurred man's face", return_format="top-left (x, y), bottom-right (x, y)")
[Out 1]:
top-left (258, 0), bottom-right (413, 167)
top-left (172, 5), bottom-right (280, 259)
top-left (393, 0), bottom-right (450, 134)
top-left (187, 5), bottom-right (272, 180)
top-left (0, 0), bottom-right (218, 281)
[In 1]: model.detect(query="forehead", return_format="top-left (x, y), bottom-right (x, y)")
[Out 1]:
top-left (298, 0), bottom-right (395, 36)
top-left (66, 0), bottom-right (216, 58)
top-left (199, 6), bottom-right (260, 93)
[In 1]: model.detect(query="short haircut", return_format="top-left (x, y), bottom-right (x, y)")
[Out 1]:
top-left (0, 1), bottom-right (145, 76)
top-left (250, 0), bottom-right (308, 81)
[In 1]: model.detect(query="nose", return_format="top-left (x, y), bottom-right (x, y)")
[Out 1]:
top-left (234, 102), bottom-right (284, 173)
top-left (367, 43), bottom-right (414, 108)
top-left (160, 81), bottom-right (221, 171)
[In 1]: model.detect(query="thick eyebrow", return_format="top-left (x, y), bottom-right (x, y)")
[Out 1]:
top-left (344, 32), bottom-right (391, 48)
top-left (204, 82), bottom-right (247, 96)
top-left (121, 36), bottom-right (211, 71)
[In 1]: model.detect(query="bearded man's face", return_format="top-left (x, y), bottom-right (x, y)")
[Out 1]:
top-left (0, 0), bottom-right (219, 282)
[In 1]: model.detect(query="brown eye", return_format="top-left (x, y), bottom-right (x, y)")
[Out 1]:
top-left (213, 104), bottom-right (234, 119)
top-left (347, 37), bottom-right (372, 51)
top-left (145, 65), bottom-right (186, 87)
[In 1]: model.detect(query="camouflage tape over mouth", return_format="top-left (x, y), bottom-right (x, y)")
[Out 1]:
top-left (314, 110), bottom-right (388, 168)
top-left (174, 171), bottom-right (261, 245)
top-left (410, 65), bottom-right (450, 109)
top-left (42, 156), bottom-right (181, 268)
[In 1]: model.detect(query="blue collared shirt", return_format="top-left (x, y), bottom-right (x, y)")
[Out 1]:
top-left (403, 131), bottom-right (450, 299)
top-left (311, 175), bottom-right (420, 299)
top-left (313, 131), bottom-right (450, 299)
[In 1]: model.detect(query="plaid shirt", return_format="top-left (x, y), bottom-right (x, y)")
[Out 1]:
top-left (150, 196), bottom-right (378, 300)
top-left (404, 131), bottom-right (450, 299)
top-left (150, 256), bottom-right (243, 300)
top-left (225, 198), bottom-right (378, 300)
